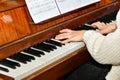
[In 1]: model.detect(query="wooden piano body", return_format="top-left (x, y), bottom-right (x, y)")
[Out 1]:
top-left (0, 0), bottom-right (120, 80)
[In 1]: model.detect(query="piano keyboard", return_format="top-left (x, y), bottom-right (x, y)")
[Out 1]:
top-left (0, 9), bottom-right (118, 80)
top-left (88, 9), bottom-right (118, 24)
top-left (0, 39), bottom-right (85, 80)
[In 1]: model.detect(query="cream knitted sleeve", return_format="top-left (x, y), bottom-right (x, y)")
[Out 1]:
top-left (83, 9), bottom-right (120, 80)
top-left (83, 9), bottom-right (120, 65)
top-left (105, 66), bottom-right (120, 80)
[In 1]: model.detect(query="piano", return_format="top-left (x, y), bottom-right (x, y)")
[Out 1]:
top-left (0, 0), bottom-right (120, 80)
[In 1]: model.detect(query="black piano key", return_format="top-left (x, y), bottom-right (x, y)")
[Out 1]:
top-left (88, 10), bottom-right (118, 24)
top-left (9, 53), bottom-right (35, 64)
top-left (33, 46), bottom-right (49, 52)
top-left (33, 42), bottom-right (52, 52)
top-left (23, 48), bottom-right (42, 57)
top-left (6, 59), bottom-right (21, 67)
top-left (18, 53), bottom-right (35, 61)
top-left (30, 48), bottom-right (45, 55)
top-left (41, 42), bottom-right (55, 51)
top-left (15, 53), bottom-right (31, 62)
top-left (0, 66), bottom-right (9, 72)
top-left (44, 42), bottom-right (57, 49)
top-left (42, 43), bottom-right (54, 51)
top-left (73, 24), bottom-right (96, 30)
top-left (9, 56), bottom-right (27, 64)
top-left (45, 39), bottom-right (62, 47)
top-left (0, 59), bottom-right (19, 69)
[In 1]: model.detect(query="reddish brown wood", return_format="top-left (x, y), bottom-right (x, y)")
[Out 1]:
top-left (0, 0), bottom-right (25, 12)
top-left (0, 74), bottom-right (13, 80)
top-left (0, 0), bottom-right (7, 3)
top-left (0, 7), bottom-right (31, 46)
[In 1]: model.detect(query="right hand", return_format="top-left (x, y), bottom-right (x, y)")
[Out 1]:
top-left (91, 21), bottom-right (117, 34)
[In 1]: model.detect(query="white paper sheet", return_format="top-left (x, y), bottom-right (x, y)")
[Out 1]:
top-left (25, 0), bottom-right (60, 24)
top-left (25, 0), bottom-right (100, 24)
top-left (56, 0), bottom-right (100, 14)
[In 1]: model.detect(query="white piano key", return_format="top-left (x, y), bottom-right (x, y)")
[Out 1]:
top-left (0, 41), bottom-right (85, 80)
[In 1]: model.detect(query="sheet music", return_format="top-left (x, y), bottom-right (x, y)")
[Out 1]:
top-left (25, 0), bottom-right (100, 24)
top-left (56, 0), bottom-right (82, 14)
top-left (25, 0), bottom-right (60, 24)
top-left (56, 0), bottom-right (100, 14)
top-left (80, 0), bottom-right (100, 8)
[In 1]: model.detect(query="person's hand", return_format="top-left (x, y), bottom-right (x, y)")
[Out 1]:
top-left (91, 21), bottom-right (117, 34)
top-left (55, 29), bottom-right (87, 44)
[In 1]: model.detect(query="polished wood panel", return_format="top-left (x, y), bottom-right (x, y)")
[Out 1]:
top-left (0, 7), bottom-right (31, 46)
top-left (0, 0), bottom-right (25, 12)
top-left (0, 74), bottom-right (13, 80)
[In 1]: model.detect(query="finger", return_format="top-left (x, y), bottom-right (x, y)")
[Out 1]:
top-left (91, 22), bottom-right (106, 29)
top-left (91, 22), bottom-right (101, 28)
top-left (59, 29), bottom-right (72, 33)
top-left (99, 27), bottom-right (112, 34)
top-left (60, 38), bottom-right (72, 44)
top-left (100, 22), bottom-right (106, 27)
top-left (55, 33), bottom-right (71, 40)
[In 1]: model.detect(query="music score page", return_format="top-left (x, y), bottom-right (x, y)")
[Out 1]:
top-left (25, 0), bottom-right (100, 24)
top-left (25, 0), bottom-right (60, 24)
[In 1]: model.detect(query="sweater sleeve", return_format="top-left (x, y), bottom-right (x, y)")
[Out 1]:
top-left (83, 10), bottom-right (120, 65)
top-left (105, 66), bottom-right (120, 80)
top-left (83, 30), bottom-right (120, 65)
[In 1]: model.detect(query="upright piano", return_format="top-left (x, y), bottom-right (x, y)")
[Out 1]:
top-left (0, 0), bottom-right (120, 80)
